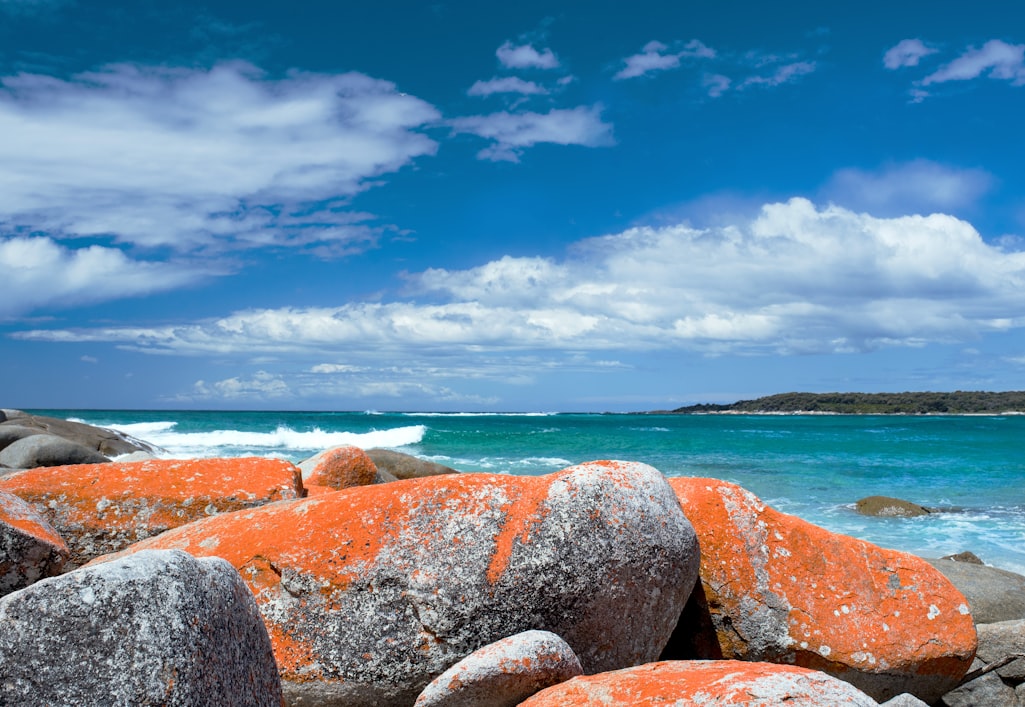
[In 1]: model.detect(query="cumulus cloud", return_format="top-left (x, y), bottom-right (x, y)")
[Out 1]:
top-left (883, 39), bottom-right (938, 69)
top-left (467, 76), bottom-right (548, 96)
top-left (0, 236), bottom-right (209, 318)
top-left (822, 160), bottom-right (994, 216)
top-left (20, 198), bottom-right (1025, 358)
top-left (448, 105), bottom-right (614, 162)
top-left (496, 41), bottom-right (559, 70)
top-left (922, 39), bottom-right (1025, 86)
top-left (613, 40), bottom-right (715, 80)
top-left (0, 61), bottom-right (440, 254)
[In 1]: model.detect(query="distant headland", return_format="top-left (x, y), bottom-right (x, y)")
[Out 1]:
top-left (661, 391), bottom-right (1025, 415)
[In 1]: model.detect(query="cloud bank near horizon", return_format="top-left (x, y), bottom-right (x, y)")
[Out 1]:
top-left (19, 198), bottom-right (1025, 362)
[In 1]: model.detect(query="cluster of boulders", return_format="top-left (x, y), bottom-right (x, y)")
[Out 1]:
top-left (0, 408), bottom-right (159, 471)
top-left (1, 411), bottom-right (1024, 705)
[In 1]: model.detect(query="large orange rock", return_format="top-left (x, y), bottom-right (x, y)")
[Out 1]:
top-left (0, 490), bottom-right (68, 594)
top-left (0, 457), bottom-right (304, 566)
top-left (98, 461), bottom-right (700, 706)
top-left (667, 477), bottom-right (977, 703)
top-left (519, 660), bottom-right (878, 705)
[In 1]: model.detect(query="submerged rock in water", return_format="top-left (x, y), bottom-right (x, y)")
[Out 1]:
top-left (97, 460), bottom-right (699, 706)
top-left (855, 495), bottom-right (932, 517)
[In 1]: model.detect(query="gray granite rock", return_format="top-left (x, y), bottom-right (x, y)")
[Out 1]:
top-left (940, 658), bottom-right (1018, 707)
top-left (366, 448), bottom-right (458, 479)
top-left (976, 620), bottom-right (1025, 681)
top-left (0, 410), bottom-right (159, 456)
top-left (928, 558), bottom-right (1025, 624)
top-left (0, 425), bottom-right (42, 452)
top-left (0, 549), bottom-right (282, 706)
top-left (0, 434), bottom-right (109, 469)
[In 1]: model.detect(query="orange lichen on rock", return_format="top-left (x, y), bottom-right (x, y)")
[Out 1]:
top-left (0, 489), bottom-right (69, 593)
top-left (520, 660), bottom-right (878, 705)
top-left (95, 461), bottom-right (700, 705)
top-left (300, 445), bottom-right (378, 490)
top-left (667, 477), bottom-right (977, 703)
top-left (0, 457), bottom-right (304, 565)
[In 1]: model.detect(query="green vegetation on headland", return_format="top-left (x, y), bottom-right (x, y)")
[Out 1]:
top-left (666, 391), bottom-right (1025, 415)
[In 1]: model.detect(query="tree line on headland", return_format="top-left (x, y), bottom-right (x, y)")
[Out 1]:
top-left (666, 391), bottom-right (1025, 414)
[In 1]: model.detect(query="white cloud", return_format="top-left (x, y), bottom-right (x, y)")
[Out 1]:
top-left (703, 74), bottom-right (731, 97)
top-left (467, 76), bottom-right (548, 97)
top-left (448, 105), bottom-right (614, 162)
top-left (192, 370), bottom-right (291, 400)
top-left (922, 39), bottom-right (1025, 86)
top-left (883, 39), bottom-right (938, 69)
top-left (20, 198), bottom-right (1025, 358)
top-left (737, 61), bottom-right (816, 89)
top-left (496, 41), bottom-right (559, 70)
top-left (822, 160), bottom-right (993, 215)
top-left (613, 40), bottom-right (715, 80)
top-left (0, 61), bottom-right (440, 254)
top-left (0, 236), bottom-right (208, 318)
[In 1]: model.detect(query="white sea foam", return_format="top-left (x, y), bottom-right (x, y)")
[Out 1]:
top-left (402, 412), bottom-right (558, 417)
top-left (103, 422), bottom-right (426, 458)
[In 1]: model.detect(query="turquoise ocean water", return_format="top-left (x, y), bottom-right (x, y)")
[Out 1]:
top-left (33, 409), bottom-right (1025, 575)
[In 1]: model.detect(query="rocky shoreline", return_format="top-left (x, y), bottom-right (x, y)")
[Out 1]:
top-left (1, 410), bottom-right (1024, 705)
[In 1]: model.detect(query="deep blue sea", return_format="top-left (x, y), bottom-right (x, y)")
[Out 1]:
top-left (33, 409), bottom-right (1025, 575)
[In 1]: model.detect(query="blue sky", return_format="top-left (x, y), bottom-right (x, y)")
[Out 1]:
top-left (2, 0), bottom-right (1025, 411)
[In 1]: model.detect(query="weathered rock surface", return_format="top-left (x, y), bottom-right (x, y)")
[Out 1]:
top-left (366, 448), bottom-right (458, 479)
top-left (0, 490), bottom-right (68, 595)
top-left (519, 660), bottom-right (879, 706)
top-left (856, 495), bottom-right (932, 517)
top-left (667, 477), bottom-right (977, 703)
top-left (928, 558), bottom-right (1025, 624)
top-left (0, 433), bottom-right (109, 469)
top-left (100, 460), bottom-right (699, 706)
top-left (299, 445), bottom-right (378, 490)
top-left (0, 425), bottom-right (42, 452)
top-left (0, 409), bottom-right (158, 457)
top-left (975, 620), bottom-right (1025, 681)
top-left (414, 630), bottom-right (582, 707)
top-left (882, 693), bottom-right (931, 706)
top-left (0, 457), bottom-right (304, 566)
top-left (939, 657), bottom-right (1018, 707)
top-left (0, 549), bottom-right (283, 706)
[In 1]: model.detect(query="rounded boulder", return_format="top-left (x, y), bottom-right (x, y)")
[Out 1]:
top-left (299, 445), bottom-right (378, 490)
top-left (99, 460), bottom-right (700, 706)
top-left (667, 477), bottom-right (977, 704)
top-left (415, 629), bottom-right (583, 707)
top-left (0, 549), bottom-right (283, 706)
top-left (0, 434), bottom-right (109, 469)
